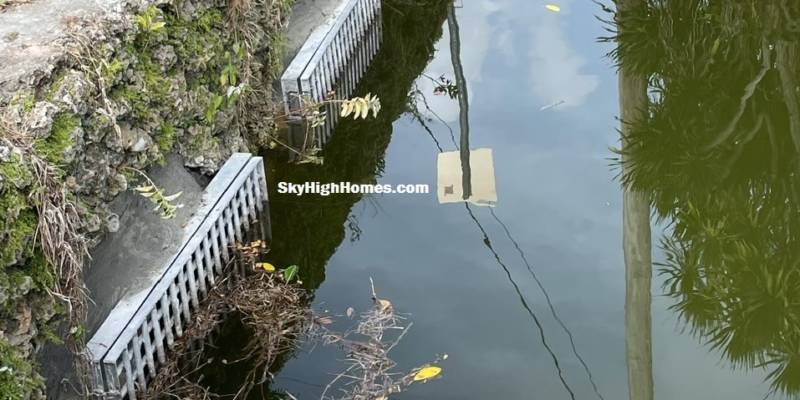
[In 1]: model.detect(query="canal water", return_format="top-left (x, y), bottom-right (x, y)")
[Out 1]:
top-left (261, 0), bottom-right (798, 399)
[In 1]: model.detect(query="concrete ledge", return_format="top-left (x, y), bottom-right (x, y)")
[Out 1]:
top-left (85, 154), bottom-right (209, 338)
top-left (1, 0), bottom-right (346, 101)
top-left (282, 0), bottom-right (344, 68)
top-left (0, 0), bottom-right (129, 100)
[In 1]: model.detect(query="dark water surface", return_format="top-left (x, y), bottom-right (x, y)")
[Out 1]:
top-left (261, 1), bottom-right (800, 399)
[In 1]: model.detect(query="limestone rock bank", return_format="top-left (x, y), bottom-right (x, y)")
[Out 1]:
top-left (0, 0), bottom-right (290, 397)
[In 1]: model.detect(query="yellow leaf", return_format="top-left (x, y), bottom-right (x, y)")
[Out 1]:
top-left (413, 366), bottom-right (442, 381)
top-left (545, 4), bottom-right (561, 12)
top-left (376, 298), bottom-right (392, 312)
top-left (359, 98), bottom-right (370, 119)
top-left (135, 185), bottom-right (155, 193)
top-left (257, 262), bottom-right (276, 272)
top-left (162, 191), bottom-right (183, 202)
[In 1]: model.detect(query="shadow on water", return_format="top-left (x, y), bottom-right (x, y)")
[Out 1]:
top-left (610, 0), bottom-right (800, 397)
top-left (265, 0), bottom-right (452, 292)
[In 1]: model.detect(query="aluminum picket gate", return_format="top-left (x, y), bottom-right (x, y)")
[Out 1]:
top-left (281, 0), bottom-right (383, 149)
top-left (86, 153), bottom-right (269, 399)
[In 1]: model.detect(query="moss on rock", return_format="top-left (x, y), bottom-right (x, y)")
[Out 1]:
top-left (0, 153), bottom-right (37, 269)
top-left (0, 208), bottom-right (36, 269)
top-left (9, 92), bottom-right (35, 114)
top-left (34, 112), bottom-right (77, 165)
top-left (0, 154), bottom-right (33, 189)
top-left (0, 338), bottom-right (41, 400)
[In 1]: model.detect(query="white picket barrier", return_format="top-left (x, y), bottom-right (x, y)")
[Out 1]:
top-left (86, 153), bottom-right (268, 399)
top-left (280, 0), bottom-right (383, 148)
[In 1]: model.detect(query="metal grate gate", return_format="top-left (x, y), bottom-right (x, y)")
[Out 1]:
top-left (281, 0), bottom-right (383, 150)
top-left (86, 153), bottom-right (269, 399)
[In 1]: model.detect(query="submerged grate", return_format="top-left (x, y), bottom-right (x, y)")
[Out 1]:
top-left (280, 0), bottom-right (383, 150)
top-left (86, 153), bottom-right (269, 399)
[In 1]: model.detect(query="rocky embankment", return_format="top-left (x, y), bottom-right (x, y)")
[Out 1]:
top-left (0, 0), bottom-right (290, 397)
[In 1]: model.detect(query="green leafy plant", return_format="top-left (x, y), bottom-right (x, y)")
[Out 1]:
top-left (124, 167), bottom-right (183, 219)
top-left (219, 43), bottom-right (245, 87)
top-left (424, 74), bottom-right (459, 99)
top-left (135, 6), bottom-right (166, 33)
top-left (219, 62), bottom-right (237, 87)
top-left (283, 265), bottom-right (299, 283)
top-left (68, 324), bottom-right (85, 341)
top-left (204, 94), bottom-right (225, 124)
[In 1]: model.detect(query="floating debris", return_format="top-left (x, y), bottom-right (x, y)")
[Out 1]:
top-left (540, 99), bottom-right (566, 111)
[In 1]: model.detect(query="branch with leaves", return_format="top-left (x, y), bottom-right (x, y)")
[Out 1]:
top-left (124, 167), bottom-right (184, 219)
top-left (265, 93), bottom-right (383, 165)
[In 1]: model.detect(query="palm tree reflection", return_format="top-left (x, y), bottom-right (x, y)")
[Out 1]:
top-left (609, 0), bottom-right (800, 396)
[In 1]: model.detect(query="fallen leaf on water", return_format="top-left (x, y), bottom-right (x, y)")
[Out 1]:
top-left (283, 265), bottom-right (299, 282)
top-left (545, 4), bottom-right (561, 12)
top-left (257, 262), bottom-right (276, 272)
top-left (346, 307), bottom-right (355, 318)
top-left (442, 354), bottom-right (449, 360)
top-left (317, 316), bottom-right (334, 325)
top-left (413, 366), bottom-right (442, 382)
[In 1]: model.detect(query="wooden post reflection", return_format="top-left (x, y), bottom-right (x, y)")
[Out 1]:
top-left (447, 3), bottom-right (472, 199)
top-left (617, 0), bottom-right (654, 399)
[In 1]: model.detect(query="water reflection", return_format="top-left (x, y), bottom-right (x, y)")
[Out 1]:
top-left (612, 0), bottom-right (800, 396)
top-left (464, 203), bottom-right (578, 399)
top-left (267, 0), bottom-right (452, 290)
top-left (263, 0), bottom-right (798, 399)
top-left (426, 6), bottom-right (601, 398)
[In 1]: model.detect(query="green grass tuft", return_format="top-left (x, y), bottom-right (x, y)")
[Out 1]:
top-left (156, 122), bottom-right (176, 154)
